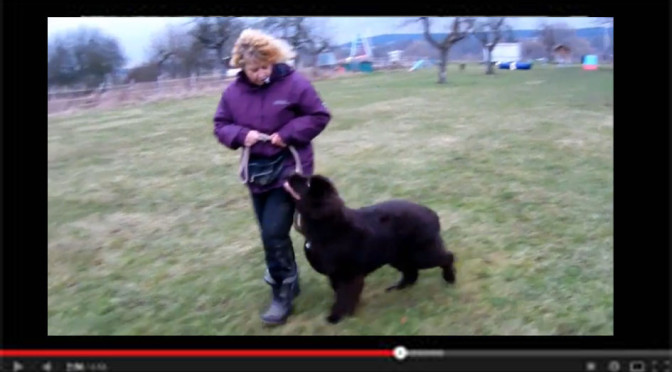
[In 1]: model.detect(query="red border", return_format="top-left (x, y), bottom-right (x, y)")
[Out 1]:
top-left (0, 349), bottom-right (393, 358)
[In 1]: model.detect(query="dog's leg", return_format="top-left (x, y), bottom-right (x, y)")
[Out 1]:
top-left (410, 237), bottom-right (457, 284)
top-left (327, 276), bottom-right (364, 324)
top-left (441, 253), bottom-right (456, 284)
top-left (329, 276), bottom-right (339, 291)
top-left (343, 276), bottom-right (365, 317)
top-left (385, 268), bottom-right (418, 292)
top-left (417, 251), bottom-right (455, 284)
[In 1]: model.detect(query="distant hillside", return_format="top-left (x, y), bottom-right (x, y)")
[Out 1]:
top-left (337, 27), bottom-right (613, 49)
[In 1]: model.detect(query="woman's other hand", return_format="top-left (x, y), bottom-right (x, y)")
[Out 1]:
top-left (270, 133), bottom-right (287, 147)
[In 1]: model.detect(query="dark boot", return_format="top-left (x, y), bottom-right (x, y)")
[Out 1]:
top-left (261, 272), bottom-right (300, 325)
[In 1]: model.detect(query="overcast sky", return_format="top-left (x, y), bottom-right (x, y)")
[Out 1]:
top-left (48, 16), bottom-right (601, 68)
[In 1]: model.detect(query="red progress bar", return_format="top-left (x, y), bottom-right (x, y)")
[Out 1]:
top-left (0, 349), bottom-right (394, 358)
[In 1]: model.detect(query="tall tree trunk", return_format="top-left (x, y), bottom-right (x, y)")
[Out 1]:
top-left (438, 48), bottom-right (448, 84)
top-left (312, 54), bottom-right (319, 77)
top-left (486, 47), bottom-right (494, 75)
top-left (295, 54), bottom-right (302, 68)
top-left (216, 47), bottom-right (228, 75)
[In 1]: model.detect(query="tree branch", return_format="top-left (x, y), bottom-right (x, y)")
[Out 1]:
top-left (420, 17), bottom-right (442, 50)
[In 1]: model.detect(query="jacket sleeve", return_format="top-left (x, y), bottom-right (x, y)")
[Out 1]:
top-left (277, 75), bottom-right (331, 146)
top-left (213, 91), bottom-right (250, 150)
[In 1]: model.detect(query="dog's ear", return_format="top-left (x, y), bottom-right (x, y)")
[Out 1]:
top-left (308, 175), bottom-right (337, 197)
top-left (287, 173), bottom-right (310, 191)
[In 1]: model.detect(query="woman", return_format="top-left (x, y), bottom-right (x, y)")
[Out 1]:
top-left (212, 29), bottom-right (331, 325)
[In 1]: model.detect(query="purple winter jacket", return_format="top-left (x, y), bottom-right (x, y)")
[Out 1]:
top-left (213, 63), bottom-right (331, 194)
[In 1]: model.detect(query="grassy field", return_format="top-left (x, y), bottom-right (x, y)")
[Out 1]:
top-left (48, 65), bottom-right (613, 335)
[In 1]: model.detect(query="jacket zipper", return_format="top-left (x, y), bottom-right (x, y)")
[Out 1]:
top-left (260, 87), bottom-right (266, 131)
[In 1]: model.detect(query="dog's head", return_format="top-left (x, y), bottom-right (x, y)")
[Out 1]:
top-left (284, 173), bottom-right (343, 218)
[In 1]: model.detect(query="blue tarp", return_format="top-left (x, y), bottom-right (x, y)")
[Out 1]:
top-left (498, 61), bottom-right (533, 70)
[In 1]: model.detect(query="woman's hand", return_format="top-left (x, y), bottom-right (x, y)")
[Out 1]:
top-left (244, 130), bottom-right (261, 147)
top-left (270, 133), bottom-right (287, 147)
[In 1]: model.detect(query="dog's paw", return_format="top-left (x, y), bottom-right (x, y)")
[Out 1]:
top-left (326, 314), bottom-right (342, 324)
top-left (443, 268), bottom-right (456, 284)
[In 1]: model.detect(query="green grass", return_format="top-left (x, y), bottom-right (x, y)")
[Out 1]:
top-left (48, 65), bottom-right (613, 335)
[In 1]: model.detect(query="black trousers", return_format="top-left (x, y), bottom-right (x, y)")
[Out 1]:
top-left (250, 187), bottom-right (298, 285)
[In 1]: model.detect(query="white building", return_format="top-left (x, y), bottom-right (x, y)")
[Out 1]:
top-left (483, 42), bottom-right (522, 63)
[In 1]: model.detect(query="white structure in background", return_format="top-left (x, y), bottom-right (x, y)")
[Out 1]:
top-left (226, 68), bottom-right (241, 78)
top-left (388, 50), bottom-right (402, 64)
top-left (483, 42), bottom-right (522, 64)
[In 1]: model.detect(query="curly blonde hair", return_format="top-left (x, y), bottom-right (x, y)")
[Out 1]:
top-left (230, 28), bottom-right (296, 68)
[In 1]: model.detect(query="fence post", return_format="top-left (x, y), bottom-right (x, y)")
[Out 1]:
top-left (127, 79), bottom-right (135, 102)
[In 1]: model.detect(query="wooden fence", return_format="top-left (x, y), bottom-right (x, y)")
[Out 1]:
top-left (48, 75), bottom-right (234, 115)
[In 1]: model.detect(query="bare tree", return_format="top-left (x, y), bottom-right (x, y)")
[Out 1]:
top-left (472, 17), bottom-right (511, 75)
top-left (48, 36), bottom-right (79, 87)
top-left (565, 37), bottom-right (594, 59)
top-left (258, 17), bottom-right (335, 75)
top-left (190, 17), bottom-right (246, 71)
top-left (302, 19), bottom-right (334, 76)
top-left (520, 39), bottom-right (546, 60)
top-left (414, 17), bottom-right (476, 84)
top-left (536, 21), bottom-right (576, 62)
top-left (149, 24), bottom-right (212, 78)
top-left (536, 22), bottom-right (557, 62)
top-left (148, 25), bottom-right (184, 78)
top-left (260, 17), bottom-right (312, 67)
top-left (48, 26), bottom-right (126, 89)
